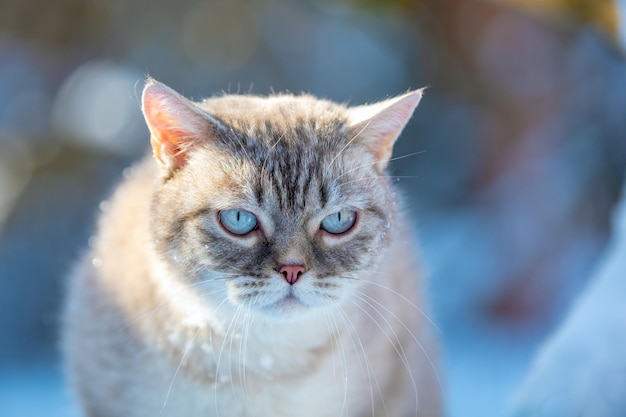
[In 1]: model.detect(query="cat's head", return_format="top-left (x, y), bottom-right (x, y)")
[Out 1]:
top-left (141, 79), bottom-right (421, 320)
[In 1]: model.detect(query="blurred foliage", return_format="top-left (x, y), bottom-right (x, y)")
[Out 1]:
top-left (350, 0), bottom-right (621, 42)
top-left (0, 0), bottom-right (112, 49)
top-left (490, 0), bottom-right (620, 38)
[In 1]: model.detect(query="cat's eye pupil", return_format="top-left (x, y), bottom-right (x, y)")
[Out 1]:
top-left (219, 209), bottom-right (258, 236)
top-left (320, 210), bottom-right (357, 235)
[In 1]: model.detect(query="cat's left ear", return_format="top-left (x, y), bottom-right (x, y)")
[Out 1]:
top-left (142, 78), bottom-right (225, 172)
top-left (347, 89), bottom-right (423, 171)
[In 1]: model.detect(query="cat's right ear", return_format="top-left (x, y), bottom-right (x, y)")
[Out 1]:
top-left (347, 90), bottom-right (423, 172)
top-left (141, 79), bottom-right (223, 172)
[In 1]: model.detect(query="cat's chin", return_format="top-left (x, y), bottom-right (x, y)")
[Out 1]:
top-left (252, 294), bottom-right (321, 320)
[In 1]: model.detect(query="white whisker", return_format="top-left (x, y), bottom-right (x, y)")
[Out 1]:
top-left (355, 277), bottom-right (442, 334)
top-left (329, 118), bottom-right (374, 167)
top-left (357, 290), bottom-right (445, 406)
top-left (260, 134), bottom-right (285, 181)
top-left (334, 305), bottom-right (387, 417)
top-left (350, 295), bottom-right (418, 415)
top-left (212, 299), bottom-right (242, 417)
top-left (323, 308), bottom-right (349, 416)
top-left (160, 326), bottom-right (201, 414)
top-left (337, 175), bottom-right (418, 188)
top-left (336, 151), bottom-right (426, 180)
top-left (239, 304), bottom-right (254, 405)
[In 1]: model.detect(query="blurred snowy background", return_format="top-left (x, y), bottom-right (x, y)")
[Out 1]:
top-left (1, 0), bottom-right (625, 416)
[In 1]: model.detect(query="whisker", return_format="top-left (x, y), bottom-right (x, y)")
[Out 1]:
top-left (350, 295), bottom-right (418, 415)
top-left (334, 305), bottom-right (386, 417)
top-left (336, 151), bottom-right (426, 180)
top-left (329, 118), bottom-right (374, 167)
top-left (228, 306), bottom-right (245, 405)
top-left (119, 266), bottom-right (247, 334)
top-left (213, 302), bottom-right (242, 415)
top-left (352, 277), bottom-right (442, 334)
top-left (357, 290), bottom-right (444, 406)
top-left (337, 175), bottom-right (418, 188)
top-left (260, 134), bottom-right (285, 181)
top-left (239, 305), bottom-right (254, 406)
top-left (323, 308), bottom-right (349, 416)
top-left (321, 312), bottom-right (338, 382)
top-left (118, 285), bottom-right (225, 337)
top-left (223, 127), bottom-right (253, 163)
top-left (160, 326), bottom-right (201, 414)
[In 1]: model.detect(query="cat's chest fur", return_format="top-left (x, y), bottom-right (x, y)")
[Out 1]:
top-left (134, 310), bottom-right (357, 417)
top-left (63, 79), bottom-right (441, 417)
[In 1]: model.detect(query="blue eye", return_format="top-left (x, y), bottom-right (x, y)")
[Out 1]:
top-left (320, 210), bottom-right (357, 235)
top-left (219, 209), bottom-right (258, 235)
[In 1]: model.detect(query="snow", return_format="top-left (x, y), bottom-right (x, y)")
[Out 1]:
top-left (506, 183), bottom-right (626, 416)
top-left (0, 362), bottom-right (79, 417)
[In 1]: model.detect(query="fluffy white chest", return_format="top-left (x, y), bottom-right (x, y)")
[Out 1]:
top-left (141, 320), bottom-right (361, 417)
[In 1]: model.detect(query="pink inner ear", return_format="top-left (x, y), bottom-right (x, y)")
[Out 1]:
top-left (145, 106), bottom-right (183, 167)
top-left (142, 81), bottom-right (204, 170)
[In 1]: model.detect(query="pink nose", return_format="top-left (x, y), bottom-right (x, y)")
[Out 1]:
top-left (279, 264), bottom-right (306, 285)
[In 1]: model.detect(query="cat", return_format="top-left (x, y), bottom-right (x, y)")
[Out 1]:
top-left (508, 181), bottom-right (626, 417)
top-left (63, 78), bottom-right (441, 417)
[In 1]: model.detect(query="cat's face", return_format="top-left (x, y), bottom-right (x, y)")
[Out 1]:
top-left (142, 80), bottom-right (421, 319)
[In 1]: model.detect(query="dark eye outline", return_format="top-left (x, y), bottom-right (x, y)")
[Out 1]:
top-left (320, 210), bottom-right (358, 235)
top-left (218, 209), bottom-right (259, 236)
